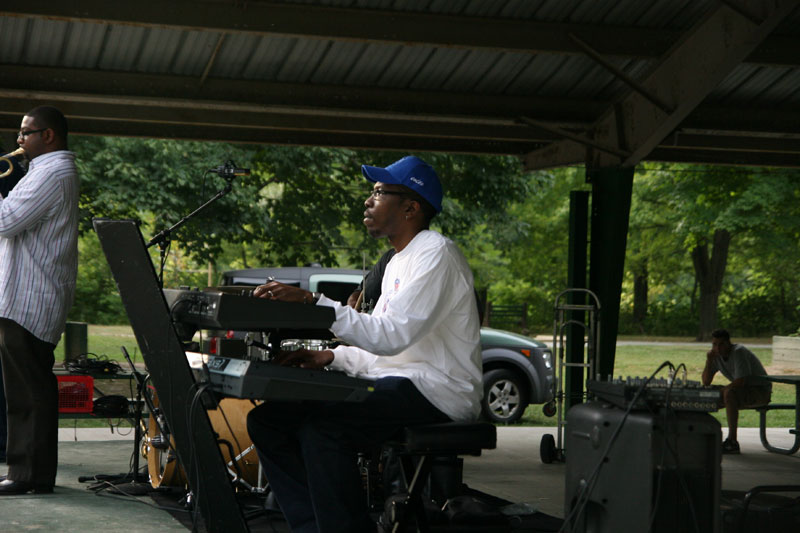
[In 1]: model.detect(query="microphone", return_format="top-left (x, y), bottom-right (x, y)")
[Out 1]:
top-left (210, 160), bottom-right (250, 179)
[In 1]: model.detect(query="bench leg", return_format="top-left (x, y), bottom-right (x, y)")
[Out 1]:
top-left (738, 485), bottom-right (800, 533)
top-left (758, 389), bottom-right (800, 455)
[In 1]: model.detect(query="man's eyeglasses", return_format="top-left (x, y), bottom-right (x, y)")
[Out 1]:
top-left (369, 188), bottom-right (408, 199)
top-left (17, 128), bottom-right (48, 139)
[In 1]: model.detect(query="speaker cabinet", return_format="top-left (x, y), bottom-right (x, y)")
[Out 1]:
top-left (564, 401), bottom-right (721, 533)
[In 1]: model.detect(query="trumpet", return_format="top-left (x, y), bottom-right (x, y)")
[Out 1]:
top-left (0, 147), bottom-right (25, 179)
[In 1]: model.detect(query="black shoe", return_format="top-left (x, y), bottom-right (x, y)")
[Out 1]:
top-left (722, 438), bottom-right (740, 454)
top-left (0, 479), bottom-right (53, 495)
top-left (0, 479), bottom-right (33, 494)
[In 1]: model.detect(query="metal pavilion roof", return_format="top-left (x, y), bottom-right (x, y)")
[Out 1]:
top-left (0, 0), bottom-right (798, 168)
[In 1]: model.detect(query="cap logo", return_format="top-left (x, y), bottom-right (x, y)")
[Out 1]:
top-left (409, 177), bottom-right (424, 186)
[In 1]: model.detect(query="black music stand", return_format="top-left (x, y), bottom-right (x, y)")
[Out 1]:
top-left (94, 218), bottom-right (249, 533)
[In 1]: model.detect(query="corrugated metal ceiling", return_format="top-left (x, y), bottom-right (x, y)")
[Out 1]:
top-left (0, 0), bottom-right (798, 167)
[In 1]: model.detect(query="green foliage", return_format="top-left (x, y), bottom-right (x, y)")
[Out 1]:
top-left (75, 138), bottom-right (535, 269)
top-left (71, 137), bottom-right (544, 320)
top-left (76, 136), bottom-right (262, 262)
top-left (621, 165), bottom-right (800, 336)
top-left (246, 147), bottom-right (396, 267)
top-left (70, 135), bottom-right (800, 339)
top-left (423, 153), bottom-right (540, 238)
top-left (69, 233), bottom-right (127, 324)
top-left (466, 167), bottom-right (587, 331)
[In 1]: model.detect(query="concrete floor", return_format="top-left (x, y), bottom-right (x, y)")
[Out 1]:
top-left (0, 429), bottom-right (187, 533)
top-left (0, 425), bottom-right (797, 532)
top-left (463, 426), bottom-right (800, 519)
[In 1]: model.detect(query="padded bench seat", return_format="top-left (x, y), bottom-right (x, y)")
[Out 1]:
top-left (401, 421), bottom-right (497, 455)
top-left (382, 421), bottom-right (498, 533)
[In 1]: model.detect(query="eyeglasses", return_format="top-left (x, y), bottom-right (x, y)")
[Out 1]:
top-left (17, 128), bottom-right (48, 139)
top-left (368, 188), bottom-right (409, 199)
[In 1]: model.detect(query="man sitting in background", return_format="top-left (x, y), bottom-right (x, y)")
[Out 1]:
top-left (701, 329), bottom-right (771, 454)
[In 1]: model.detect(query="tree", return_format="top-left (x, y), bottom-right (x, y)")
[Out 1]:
top-left (468, 166), bottom-right (585, 330)
top-left (691, 228), bottom-right (731, 339)
top-left (75, 136), bottom-right (263, 257)
top-left (75, 138), bottom-right (535, 265)
top-left (633, 164), bottom-right (800, 340)
top-left (625, 169), bottom-right (694, 334)
top-left (72, 137), bottom-right (540, 321)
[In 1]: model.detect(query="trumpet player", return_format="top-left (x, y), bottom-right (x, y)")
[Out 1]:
top-left (0, 144), bottom-right (25, 465)
top-left (0, 106), bottom-right (79, 495)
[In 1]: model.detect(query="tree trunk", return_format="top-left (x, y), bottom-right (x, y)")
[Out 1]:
top-left (692, 229), bottom-right (731, 341)
top-left (632, 263), bottom-right (648, 333)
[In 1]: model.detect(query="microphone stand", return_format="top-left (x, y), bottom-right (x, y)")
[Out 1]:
top-left (78, 347), bottom-right (157, 494)
top-left (147, 163), bottom-right (239, 288)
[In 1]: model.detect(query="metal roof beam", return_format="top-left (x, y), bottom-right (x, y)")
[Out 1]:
top-left (6, 64), bottom-right (797, 134)
top-left (0, 94), bottom-right (544, 143)
top-left (5, 94), bottom-right (796, 155)
top-left (1, 1), bottom-right (797, 65)
top-left (0, 64), bottom-right (602, 125)
top-left (660, 131), bottom-right (800, 153)
top-left (523, 0), bottom-right (799, 170)
top-left (2, 65), bottom-right (797, 156)
top-left (684, 106), bottom-right (800, 135)
top-left (0, 113), bottom-right (540, 155)
top-left (647, 147), bottom-right (800, 168)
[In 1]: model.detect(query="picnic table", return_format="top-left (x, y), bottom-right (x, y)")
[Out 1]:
top-left (756, 375), bottom-right (800, 455)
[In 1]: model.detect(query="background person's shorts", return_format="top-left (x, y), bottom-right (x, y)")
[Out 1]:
top-left (727, 385), bottom-right (771, 408)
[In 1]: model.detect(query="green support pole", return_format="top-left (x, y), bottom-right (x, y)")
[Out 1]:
top-left (565, 191), bottom-right (588, 410)
top-left (588, 166), bottom-right (634, 381)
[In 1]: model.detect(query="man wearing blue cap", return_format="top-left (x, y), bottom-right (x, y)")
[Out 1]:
top-left (248, 155), bottom-right (482, 533)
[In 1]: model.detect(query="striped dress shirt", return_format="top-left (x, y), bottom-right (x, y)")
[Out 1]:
top-left (0, 150), bottom-right (79, 345)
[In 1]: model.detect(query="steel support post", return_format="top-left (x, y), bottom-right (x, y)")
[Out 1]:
top-left (588, 166), bottom-right (634, 380)
top-left (565, 190), bottom-right (589, 410)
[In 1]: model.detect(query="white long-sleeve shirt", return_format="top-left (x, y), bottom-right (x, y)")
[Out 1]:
top-left (322, 230), bottom-right (483, 421)
top-left (0, 150), bottom-right (79, 344)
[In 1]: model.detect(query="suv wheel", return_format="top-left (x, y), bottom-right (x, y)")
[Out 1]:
top-left (482, 368), bottom-right (529, 424)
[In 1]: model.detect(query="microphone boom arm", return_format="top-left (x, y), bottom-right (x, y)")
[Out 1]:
top-left (147, 164), bottom-right (242, 287)
top-left (147, 181), bottom-right (232, 250)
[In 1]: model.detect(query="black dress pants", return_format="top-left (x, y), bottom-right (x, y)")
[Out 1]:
top-left (0, 360), bottom-right (6, 461)
top-left (0, 318), bottom-right (58, 485)
top-left (247, 376), bottom-right (451, 533)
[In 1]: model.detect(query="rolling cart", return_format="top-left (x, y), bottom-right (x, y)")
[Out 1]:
top-left (540, 288), bottom-right (600, 463)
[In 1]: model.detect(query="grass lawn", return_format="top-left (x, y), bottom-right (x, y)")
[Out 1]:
top-left (55, 327), bottom-right (794, 430)
top-left (58, 324), bottom-right (144, 365)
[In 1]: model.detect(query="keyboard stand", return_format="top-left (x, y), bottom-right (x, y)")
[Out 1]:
top-left (94, 218), bottom-right (250, 533)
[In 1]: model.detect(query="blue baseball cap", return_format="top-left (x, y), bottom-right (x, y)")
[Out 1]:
top-left (361, 156), bottom-right (443, 213)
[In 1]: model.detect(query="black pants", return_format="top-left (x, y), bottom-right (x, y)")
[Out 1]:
top-left (0, 360), bottom-right (6, 460)
top-left (0, 318), bottom-right (58, 485)
top-left (247, 376), bottom-right (450, 533)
